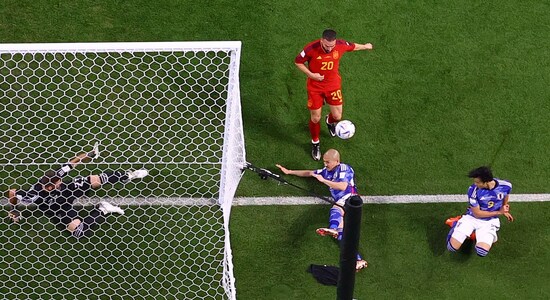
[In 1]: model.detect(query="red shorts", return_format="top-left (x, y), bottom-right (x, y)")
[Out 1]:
top-left (307, 88), bottom-right (343, 110)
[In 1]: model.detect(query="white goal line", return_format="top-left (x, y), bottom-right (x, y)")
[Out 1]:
top-left (3, 194), bottom-right (549, 207)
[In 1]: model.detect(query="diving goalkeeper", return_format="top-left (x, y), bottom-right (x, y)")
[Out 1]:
top-left (7, 143), bottom-right (148, 238)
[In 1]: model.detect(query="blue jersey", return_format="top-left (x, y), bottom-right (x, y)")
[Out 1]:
top-left (314, 163), bottom-right (357, 202)
top-left (466, 178), bottom-right (512, 220)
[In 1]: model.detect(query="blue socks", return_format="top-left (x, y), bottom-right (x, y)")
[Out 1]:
top-left (447, 241), bottom-right (457, 252)
top-left (328, 207), bottom-right (342, 229)
top-left (475, 246), bottom-right (489, 257)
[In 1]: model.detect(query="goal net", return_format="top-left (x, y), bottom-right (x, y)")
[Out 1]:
top-left (0, 42), bottom-right (244, 299)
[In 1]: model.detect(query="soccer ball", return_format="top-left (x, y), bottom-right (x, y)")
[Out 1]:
top-left (335, 120), bottom-right (356, 139)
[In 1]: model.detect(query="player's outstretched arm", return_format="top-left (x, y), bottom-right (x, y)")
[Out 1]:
top-left (68, 142), bottom-right (100, 168)
top-left (354, 43), bottom-right (373, 51)
top-left (275, 164), bottom-right (314, 177)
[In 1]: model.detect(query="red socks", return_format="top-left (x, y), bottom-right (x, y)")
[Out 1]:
top-left (309, 120), bottom-right (320, 143)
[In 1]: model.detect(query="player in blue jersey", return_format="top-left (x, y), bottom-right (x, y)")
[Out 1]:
top-left (7, 143), bottom-right (148, 238)
top-left (276, 149), bottom-right (367, 270)
top-left (447, 166), bottom-right (514, 257)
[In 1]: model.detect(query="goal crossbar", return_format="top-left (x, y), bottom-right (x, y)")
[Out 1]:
top-left (0, 41), bottom-right (242, 53)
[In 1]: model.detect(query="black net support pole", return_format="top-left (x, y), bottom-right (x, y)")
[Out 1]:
top-left (336, 195), bottom-right (364, 300)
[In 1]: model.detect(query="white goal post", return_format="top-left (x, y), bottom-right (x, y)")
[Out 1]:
top-left (0, 42), bottom-right (244, 299)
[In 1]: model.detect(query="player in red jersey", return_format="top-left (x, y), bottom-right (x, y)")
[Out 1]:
top-left (295, 29), bottom-right (373, 160)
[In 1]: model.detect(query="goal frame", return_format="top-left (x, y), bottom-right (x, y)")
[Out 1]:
top-left (0, 41), bottom-right (244, 300)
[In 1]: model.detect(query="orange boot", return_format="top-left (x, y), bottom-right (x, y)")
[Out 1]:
top-left (445, 215), bottom-right (462, 227)
top-left (445, 215), bottom-right (475, 240)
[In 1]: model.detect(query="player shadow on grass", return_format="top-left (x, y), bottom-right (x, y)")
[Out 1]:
top-left (425, 217), bottom-right (450, 256)
top-left (283, 202), bottom-right (369, 272)
top-left (425, 217), bottom-right (475, 260)
top-left (255, 69), bottom-right (309, 147)
top-left (243, 81), bottom-right (334, 160)
top-left (284, 203), bottom-right (351, 265)
top-left (243, 89), bottom-right (306, 149)
top-left (285, 204), bottom-right (326, 246)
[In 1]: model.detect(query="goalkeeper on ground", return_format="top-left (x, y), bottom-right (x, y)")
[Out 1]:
top-left (7, 143), bottom-right (148, 238)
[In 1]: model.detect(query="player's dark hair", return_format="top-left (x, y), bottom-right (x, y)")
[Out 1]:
top-left (40, 170), bottom-right (61, 189)
top-left (322, 29), bottom-right (337, 41)
top-left (468, 166), bottom-right (493, 183)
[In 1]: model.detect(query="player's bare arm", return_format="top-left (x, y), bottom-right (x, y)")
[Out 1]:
top-left (7, 189), bottom-right (20, 223)
top-left (68, 152), bottom-right (93, 167)
top-left (68, 142), bottom-right (100, 168)
top-left (503, 212), bottom-right (514, 222)
top-left (502, 195), bottom-right (510, 206)
top-left (502, 195), bottom-right (514, 222)
top-left (470, 205), bottom-right (509, 219)
top-left (295, 63), bottom-right (324, 81)
top-left (7, 189), bottom-right (17, 206)
top-left (502, 194), bottom-right (511, 211)
top-left (353, 43), bottom-right (373, 51)
top-left (275, 164), bottom-right (314, 177)
top-left (312, 174), bottom-right (348, 190)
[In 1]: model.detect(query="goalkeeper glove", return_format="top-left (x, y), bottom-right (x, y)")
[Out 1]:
top-left (8, 209), bottom-right (20, 223)
top-left (87, 142), bottom-right (100, 159)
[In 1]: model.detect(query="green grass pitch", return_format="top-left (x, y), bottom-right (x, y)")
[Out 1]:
top-left (1, 0), bottom-right (550, 299)
top-left (231, 202), bottom-right (550, 299)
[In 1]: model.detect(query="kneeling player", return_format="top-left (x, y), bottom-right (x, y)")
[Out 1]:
top-left (447, 166), bottom-right (514, 257)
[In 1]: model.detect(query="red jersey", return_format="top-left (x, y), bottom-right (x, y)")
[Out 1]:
top-left (295, 39), bottom-right (355, 91)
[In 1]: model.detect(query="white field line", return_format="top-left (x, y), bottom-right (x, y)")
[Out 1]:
top-left (3, 194), bottom-right (549, 207)
top-left (231, 194), bottom-right (550, 205)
